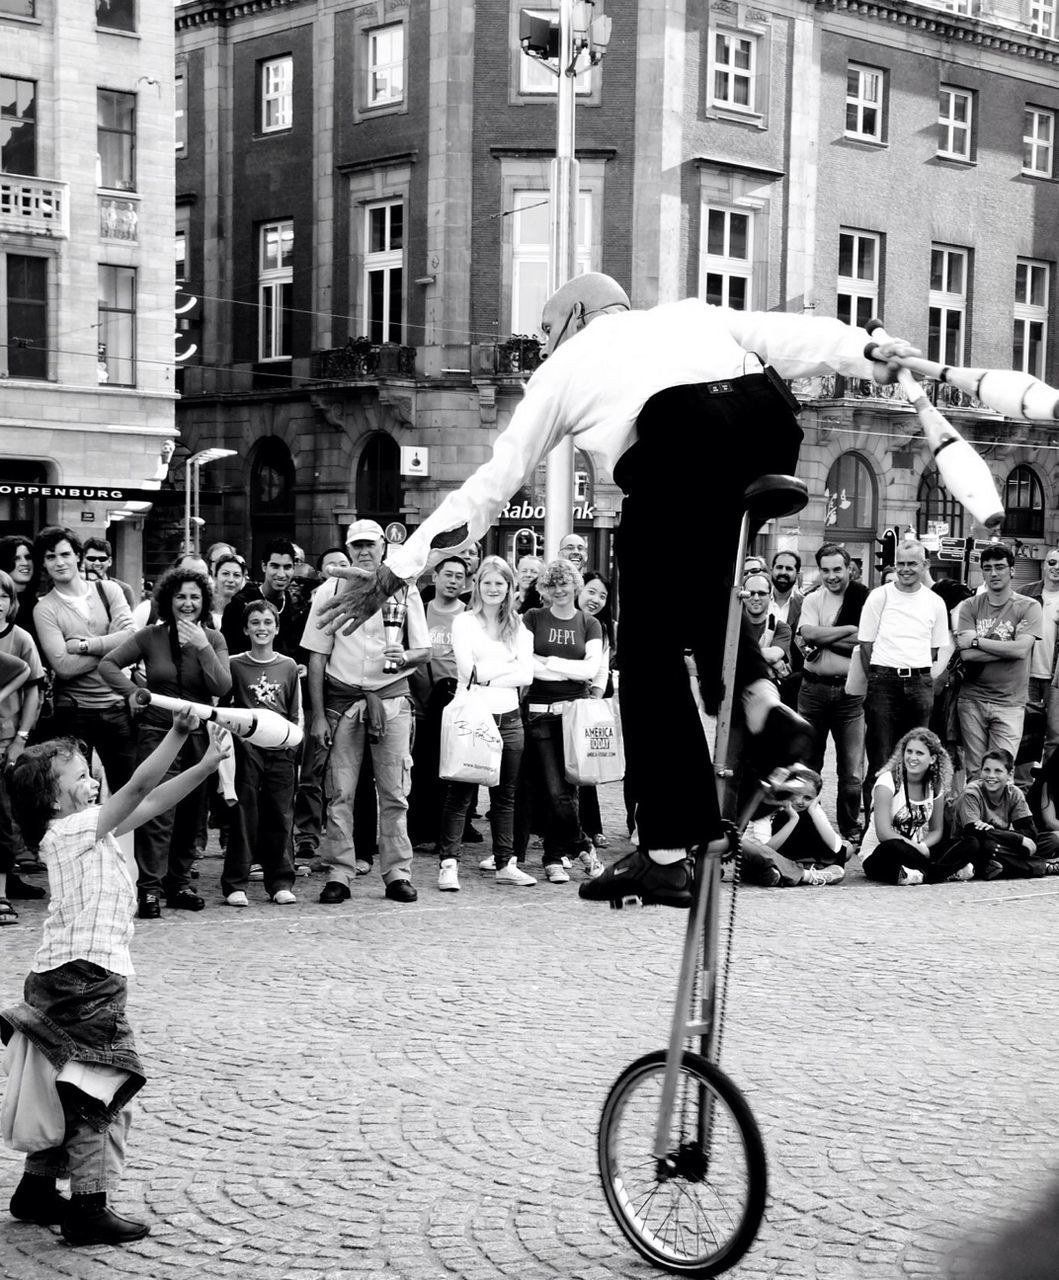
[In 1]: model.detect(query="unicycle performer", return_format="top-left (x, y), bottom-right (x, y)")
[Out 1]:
top-left (316, 274), bottom-right (918, 907)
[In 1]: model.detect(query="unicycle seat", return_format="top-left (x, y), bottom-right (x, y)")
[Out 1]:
top-left (744, 474), bottom-right (808, 522)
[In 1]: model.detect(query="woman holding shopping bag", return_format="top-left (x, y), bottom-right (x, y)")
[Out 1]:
top-left (437, 557), bottom-right (533, 891)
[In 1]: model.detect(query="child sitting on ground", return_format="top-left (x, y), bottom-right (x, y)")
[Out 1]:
top-left (953, 748), bottom-right (1059, 879)
top-left (1, 710), bottom-right (228, 1246)
top-left (737, 765), bottom-right (850, 886)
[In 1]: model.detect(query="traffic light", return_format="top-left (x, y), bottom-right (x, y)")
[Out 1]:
top-left (875, 527), bottom-right (899, 575)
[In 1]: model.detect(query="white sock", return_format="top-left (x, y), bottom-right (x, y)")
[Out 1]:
top-left (648, 848), bottom-right (687, 866)
top-left (742, 677), bottom-right (779, 734)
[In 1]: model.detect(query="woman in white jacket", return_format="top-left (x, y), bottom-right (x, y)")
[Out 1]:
top-left (437, 557), bottom-right (534, 891)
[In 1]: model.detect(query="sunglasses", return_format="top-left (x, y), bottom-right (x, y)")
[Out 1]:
top-left (745, 590), bottom-right (770, 597)
top-left (1047, 560), bottom-right (1059, 567)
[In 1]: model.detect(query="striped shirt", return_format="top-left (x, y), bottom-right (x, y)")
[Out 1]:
top-left (33, 808), bottom-right (137, 978)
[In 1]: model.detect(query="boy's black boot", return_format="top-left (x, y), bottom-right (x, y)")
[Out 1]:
top-left (10, 1173), bottom-right (67, 1225)
top-left (61, 1192), bottom-right (150, 1246)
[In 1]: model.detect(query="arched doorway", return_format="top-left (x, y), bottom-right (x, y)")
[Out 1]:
top-left (248, 437), bottom-right (295, 568)
top-left (355, 433), bottom-right (401, 527)
top-left (823, 451), bottom-right (878, 583)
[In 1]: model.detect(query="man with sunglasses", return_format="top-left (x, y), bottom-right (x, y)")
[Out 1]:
top-left (741, 574), bottom-right (792, 683)
top-left (81, 538), bottom-right (136, 609)
top-left (314, 272), bottom-right (918, 907)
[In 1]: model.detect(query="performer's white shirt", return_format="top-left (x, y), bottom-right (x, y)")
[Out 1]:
top-left (386, 299), bottom-right (881, 581)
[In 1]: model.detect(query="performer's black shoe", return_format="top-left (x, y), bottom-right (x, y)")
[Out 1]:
top-left (578, 849), bottom-right (693, 909)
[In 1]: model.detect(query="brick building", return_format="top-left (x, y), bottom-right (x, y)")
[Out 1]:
top-left (170, 0), bottom-right (1059, 586)
top-left (0, 0), bottom-right (177, 590)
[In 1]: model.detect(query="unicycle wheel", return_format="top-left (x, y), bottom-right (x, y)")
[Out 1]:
top-left (598, 1050), bottom-right (767, 1277)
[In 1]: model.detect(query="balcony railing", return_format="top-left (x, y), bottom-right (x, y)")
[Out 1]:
top-left (310, 337), bottom-right (416, 382)
top-left (494, 335), bottom-right (544, 376)
top-left (791, 372), bottom-right (989, 413)
top-left (0, 175), bottom-right (69, 237)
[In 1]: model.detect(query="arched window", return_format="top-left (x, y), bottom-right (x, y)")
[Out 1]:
top-left (1003, 464), bottom-right (1044, 538)
top-left (356, 432), bottom-right (401, 525)
top-left (248, 437), bottom-right (295, 566)
top-left (823, 452), bottom-right (876, 534)
top-left (917, 466), bottom-right (964, 539)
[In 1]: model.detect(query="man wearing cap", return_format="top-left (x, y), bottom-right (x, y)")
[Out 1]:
top-left (314, 274), bottom-right (917, 908)
top-left (300, 520), bottom-right (430, 904)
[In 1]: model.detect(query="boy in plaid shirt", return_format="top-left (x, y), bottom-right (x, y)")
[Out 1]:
top-left (2, 711), bottom-right (228, 1246)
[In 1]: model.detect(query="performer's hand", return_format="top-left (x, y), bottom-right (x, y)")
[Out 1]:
top-left (870, 337), bottom-right (921, 386)
top-left (315, 564), bottom-right (406, 637)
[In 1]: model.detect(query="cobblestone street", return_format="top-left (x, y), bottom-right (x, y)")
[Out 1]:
top-left (2, 778), bottom-right (1058, 1280)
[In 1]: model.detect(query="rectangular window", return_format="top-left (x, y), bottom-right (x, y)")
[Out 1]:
top-left (175, 73), bottom-right (187, 153)
top-left (364, 201), bottom-right (404, 344)
top-left (98, 264), bottom-right (136, 386)
top-left (700, 206), bottom-right (753, 310)
top-left (260, 56), bottom-right (292, 133)
top-left (1024, 108), bottom-right (1055, 178)
top-left (1, 76), bottom-right (36, 176)
top-left (1014, 258), bottom-right (1049, 379)
top-left (846, 63), bottom-right (885, 142)
top-left (2, 254), bottom-right (47, 380)
top-left (710, 31), bottom-right (756, 111)
top-left (928, 245), bottom-right (968, 366)
top-left (175, 231), bottom-right (187, 285)
top-left (837, 229), bottom-right (880, 329)
top-left (0, 1), bottom-right (37, 14)
top-left (510, 189), bottom-right (591, 338)
top-left (96, 0), bottom-right (135, 32)
top-left (368, 24), bottom-right (404, 107)
top-left (1031, 0), bottom-right (1057, 37)
top-left (258, 220), bottom-right (293, 360)
top-left (938, 86), bottom-right (972, 161)
top-left (97, 89), bottom-right (136, 191)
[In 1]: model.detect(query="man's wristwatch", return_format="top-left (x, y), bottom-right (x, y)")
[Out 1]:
top-left (970, 637), bottom-right (980, 649)
top-left (79, 639), bottom-right (89, 654)
top-left (16, 729), bottom-right (29, 740)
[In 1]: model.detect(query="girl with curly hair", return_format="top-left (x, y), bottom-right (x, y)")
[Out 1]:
top-left (97, 568), bottom-right (231, 917)
top-left (860, 727), bottom-right (976, 884)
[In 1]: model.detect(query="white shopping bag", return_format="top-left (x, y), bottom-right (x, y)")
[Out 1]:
top-left (439, 686), bottom-right (503, 787)
top-left (563, 698), bottom-right (625, 786)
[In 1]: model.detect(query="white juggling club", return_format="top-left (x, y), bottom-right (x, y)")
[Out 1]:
top-left (866, 320), bottom-right (1004, 530)
top-left (133, 690), bottom-right (303, 750)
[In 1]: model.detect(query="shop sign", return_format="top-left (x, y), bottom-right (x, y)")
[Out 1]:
top-left (500, 501), bottom-right (595, 520)
top-left (0, 481), bottom-right (161, 502)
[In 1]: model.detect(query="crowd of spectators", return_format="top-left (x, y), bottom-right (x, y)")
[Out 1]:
top-left (2, 520), bottom-right (1057, 928)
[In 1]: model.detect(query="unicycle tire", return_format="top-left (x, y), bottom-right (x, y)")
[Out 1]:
top-left (598, 1049), bottom-right (767, 1277)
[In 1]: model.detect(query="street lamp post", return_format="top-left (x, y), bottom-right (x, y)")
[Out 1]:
top-left (184, 448), bottom-right (237, 555)
top-left (521, 2), bottom-right (613, 562)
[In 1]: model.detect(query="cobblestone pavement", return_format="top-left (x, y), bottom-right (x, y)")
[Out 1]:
top-left (3, 777), bottom-right (1058, 1280)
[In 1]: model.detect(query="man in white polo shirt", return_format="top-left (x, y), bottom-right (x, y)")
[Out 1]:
top-left (858, 539), bottom-right (949, 807)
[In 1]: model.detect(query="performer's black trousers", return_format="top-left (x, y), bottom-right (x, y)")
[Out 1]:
top-left (614, 376), bottom-right (802, 852)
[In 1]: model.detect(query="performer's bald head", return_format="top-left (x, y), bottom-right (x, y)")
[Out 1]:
top-left (540, 272), bottom-right (631, 355)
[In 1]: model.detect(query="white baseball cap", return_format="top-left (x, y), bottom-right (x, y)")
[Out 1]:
top-left (346, 519), bottom-right (386, 544)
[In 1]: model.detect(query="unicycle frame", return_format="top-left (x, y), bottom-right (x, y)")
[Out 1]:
top-left (651, 501), bottom-right (757, 1162)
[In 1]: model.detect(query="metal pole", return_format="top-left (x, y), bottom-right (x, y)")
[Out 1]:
top-left (184, 456), bottom-right (193, 554)
top-left (543, 0), bottom-right (579, 563)
top-left (192, 461), bottom-right (201, 554)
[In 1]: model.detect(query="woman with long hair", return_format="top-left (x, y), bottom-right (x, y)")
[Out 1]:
top-left (576, 571), bottom-right (614, 858)
top-left (437, 557), bottom-right (533, 890)
top-left (98, 568), bottom-right (231, 917)
top-left (860, 727), bottom-right (975, 884)
top-left (514, 557), bottom-right (603, 883)
top-left (0, 535), bottom-right (42, 652)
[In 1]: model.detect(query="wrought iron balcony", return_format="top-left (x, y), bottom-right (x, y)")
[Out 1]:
top-left (492, 335), bottom-right (543, 376)
top-left (310, 337), bottom-right (416, 382)
top-left (0, 175), bottom-right (69, 238)
top-left (790, 372), bottom-right (989, 413)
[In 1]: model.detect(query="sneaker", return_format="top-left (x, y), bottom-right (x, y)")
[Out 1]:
top-left (803, 865), bottom-right (845, 886)
top-left (272, 889), bottom-right (297, 905)
top-left (544, 864), bottom-right (570, 884)
top-left (437, 861), bottom-right (460, 892)
top-left (945, 863), bottom-right (975, 882)
top-left (355, 859), bottom-right (372, 876)
top-left (293, 863), bottom-right (310, 878)
top-left (295, 841), bottom-right (316, 862)
top-left (897, 866), bottom-right (924, 886)
top-left (137, 892), bottom-right (161, 920)
top-left (1041, 860), bottom-right (1059, 876)
top-left (249, 865), bottom-right (264, 881)
top-left (578, 849), bottom-right (693, 909)
top-left (226, 891), bottom-right (249, 907)
top-left (578, 848), bottom-right (605, 879)
top-left (593, 834), bottom-right (610, 848)
top-left (496, 862), bottom-right (537, 886)
top-left (560, 856), bottom-right (572, 869)
top-left (478, 855), bottom-right (496, 872)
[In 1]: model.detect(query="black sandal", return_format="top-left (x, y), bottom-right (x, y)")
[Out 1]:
top-left (0, 897), bottom-right (18, 925)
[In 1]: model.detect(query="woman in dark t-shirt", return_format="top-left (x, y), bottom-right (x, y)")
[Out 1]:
top-left (514, 560), bottom-right (603, 882)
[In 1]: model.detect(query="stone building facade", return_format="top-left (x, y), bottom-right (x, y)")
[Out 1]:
top-left (170, 0), bottom-right (1059, 587)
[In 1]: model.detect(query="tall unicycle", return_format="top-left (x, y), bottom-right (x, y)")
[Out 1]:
top-left (596, 475), bottom-right (808, 1276)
